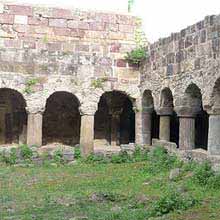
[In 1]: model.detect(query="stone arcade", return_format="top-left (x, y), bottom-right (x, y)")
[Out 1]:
top-left (0, 3), bottom-right (220, 159)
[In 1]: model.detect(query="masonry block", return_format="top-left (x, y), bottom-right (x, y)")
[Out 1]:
top-left (0, 14), bottom-right (14, 24)
top-left (49, 18), bottom-right (67, 28)
top-left (14, 15), bottom-right (28, 24)
top-left (115, 59), bottom-right (127, 67)
top-left (8, 5), bottom-right (32, 16)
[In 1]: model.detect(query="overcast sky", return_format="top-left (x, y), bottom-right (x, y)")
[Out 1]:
top-left (2, 0), bottom-right (220, 42)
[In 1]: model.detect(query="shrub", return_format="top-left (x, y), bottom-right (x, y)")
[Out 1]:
top-left (19, 144), bottom-right (33, 160)
top-left (53, 149), bottom-right (64, 164)
top-left (150, 189), bottom-right (198, 217)
top-left (0, 148), bottom-right (17, 165)
top-left (84, 153), bottom-right (109, 164)
top-left (146, 146), bottom-right (179, 174)
top-left (74, 147), bottom-right (81, 159)
top-left (192, 161), bottom-right (214, 186)
top-left (125, 47), bottom-right (147, 65)
top-left (132, 146), bottom-right (148, 162)
top-left (110, 151), bottom-right (132, 164)
top-left (208, 173), bottom-right (220, 189)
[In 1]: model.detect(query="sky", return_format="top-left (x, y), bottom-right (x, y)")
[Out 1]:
top-left (2, 0), bottom-right (220, 42)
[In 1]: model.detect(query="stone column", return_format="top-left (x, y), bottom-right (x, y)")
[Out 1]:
top-left (159, 116), bottom-right (170, 141)
top-left (27, 113), bottom-right (43, 147)
top-left (135, 110), bottom-right (143, 144)
top-left (0, 106), bottom-right (6, 144)
top-left (80, 114), bottom-right (94, 156)
top-left (208, 114), bottom-right (220, 155)
top-left (179, 116), bottom-right (195, 150)
top-left (142, 108), bottom-right (153, 145)
top-left (157, 108), bottom-right (173, 142)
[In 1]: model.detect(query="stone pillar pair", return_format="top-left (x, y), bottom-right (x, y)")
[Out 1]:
top-left (26, 110), bottom-right (95, 157)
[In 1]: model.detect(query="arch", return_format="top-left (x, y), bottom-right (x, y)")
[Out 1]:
top-left (0, 88), bottom-right (27, 144)
top-left (211, 77), bottom-right (220, 108)
top-left (142, 90), bottom-right (154, 109)
top-left (183, 83), bottom-right (202, 110)
top-left (43, 91), bottom-right (80, 145)
top-left (183, 83), bottom-right (208, 150)
top-left (160, 87), bottom-right (174, 108)
top-left (94, 91), bottom-right (135, 147)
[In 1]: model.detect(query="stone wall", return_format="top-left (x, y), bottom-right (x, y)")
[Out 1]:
top-left (141, 14), bottom-right (220, 111)
top-left (0, 2), bottom-right (140, 115)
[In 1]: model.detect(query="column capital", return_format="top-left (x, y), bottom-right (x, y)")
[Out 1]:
top-left (175, 106), bottom-right (198, 118)
top-left (206, 107), bottom-right (220, 115)
top-left (156, 107), bottom-right (173, 116)
top-left (142, 107), bottom-right (154, 114)
top-left (26, 107), bottom-right (45, 115)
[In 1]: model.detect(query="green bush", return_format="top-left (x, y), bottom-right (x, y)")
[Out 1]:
top-left (84, 153), bottom-right (109, 164)
top-left (146, 146), bottom-right (179, 174)
top-left (125, 47), bottom-right (147, 65)
top-left (53, 149), bottom-right (64, 164)
top-left (192, 161), bottom-right (214, 186)
top-left (110, 151), bottom-right (132, 164)
top-left (19, 144), bottom-right (33, 160)
top-left (0, 148), bottom-right (17, 165)
top-left (150, 189), bottom-right (198, 217)
top-left (208, 173), bottom-right (220, 189)
top-left (74, 147), bottom-right (81, 159)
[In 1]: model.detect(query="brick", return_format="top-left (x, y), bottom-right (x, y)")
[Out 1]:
top-left (110, 43), bottom-right (121, 53)
top-left (23, 40), bottom-right (36, 49)
top-left (49, 18), bottom-right (67, 28)
top-left (119, 24), bottom-right (134, 33)
top-left (52, 8), bottom-right (73, 19)
top-left (47, 42), bottom-right (62, 51)
top-left (0, 14), bottom-right (14, 24)
top-left (13, 24), bottom-right (29, 33)
top-left (98, 57), bottom-right (112, 66)
top-left (28, 16), bottom-right (48, 26)
top-left (75, 44), bottom-right (89, 52)
top-left (70, 29), bottom-right (85, 38)
top-left (4, 39), bottom-right (22, 49)
top-left (8, 5), bottom-right (32, 16)
top-left (107, 77), bottom-right (118, 82)
top-left (14, 15), bottom-right (28, 24)
top-left (105, 23), bottom-right (119, 32)
top-left (115, 59), bottom-right (127, 67)
top-left (89, 22), bottom-right (105, 31)
top-left (53, 27), bottom-right (71, 36)
top-left (67, 20), bottom-right (89, 30)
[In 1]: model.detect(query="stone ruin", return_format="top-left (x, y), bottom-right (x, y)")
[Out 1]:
top-left (0, 2), bottom-right (219, 164)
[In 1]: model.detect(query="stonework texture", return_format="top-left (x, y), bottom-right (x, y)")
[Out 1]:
top-left (141, 14), bottom-right (220, 113)
top-left (0, 3), bottom-right (140, 115)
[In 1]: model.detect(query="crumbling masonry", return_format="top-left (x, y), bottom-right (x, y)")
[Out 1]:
top-left (0, 3), bottom-right (220, 159)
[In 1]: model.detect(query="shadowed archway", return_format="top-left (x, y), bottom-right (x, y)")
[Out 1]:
top-left (183, 84), bottom-right (208, 150)
top-left (94, 91), bottom-right (135, 146)
top-left (43, 91), bottom-right (80, 145)
top-left (0, 88), bottom-right (27, 144)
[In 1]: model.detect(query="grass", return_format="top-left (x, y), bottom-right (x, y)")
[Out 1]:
top-left (0, 147), bottom-right (220, 220)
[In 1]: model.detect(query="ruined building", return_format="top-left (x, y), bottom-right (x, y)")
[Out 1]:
top-left (0, 3), bottom-right (220, 159)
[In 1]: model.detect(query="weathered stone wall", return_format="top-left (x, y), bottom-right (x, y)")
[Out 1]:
top-left (0, 2), bottom-right (140, 115)
top-left (141, 14), bottom-right (220, 112)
